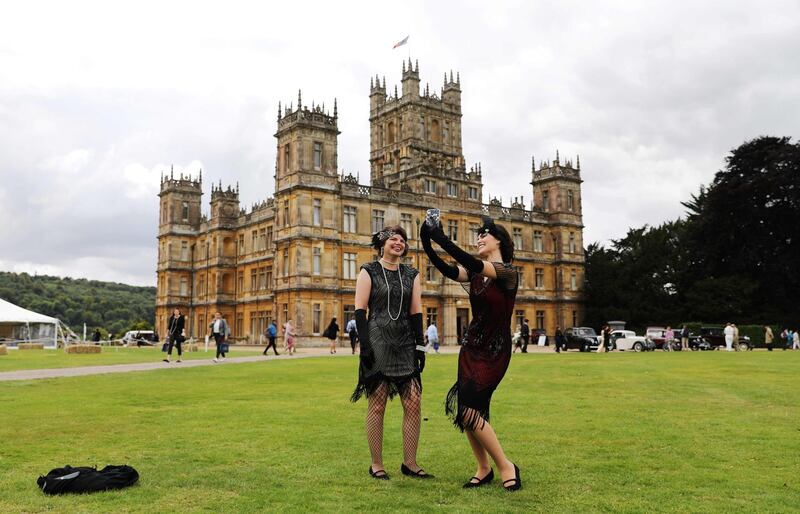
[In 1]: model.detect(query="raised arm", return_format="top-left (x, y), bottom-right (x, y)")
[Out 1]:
top-left (422, 221), bottom-right (500, 280)
top-left (420, 222), bottom-right (470, 282)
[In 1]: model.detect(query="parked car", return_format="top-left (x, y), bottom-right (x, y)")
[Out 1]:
top-left (564, 327), bottom-right (600, 352)
top-left (645, 326), bottom-right (670, 349)
top-left (608, 330), bottom-right (656, 352)
top-left (698, 327), bottom-right (752, 351)
top-left (122, 330), bottom-right (159, 347)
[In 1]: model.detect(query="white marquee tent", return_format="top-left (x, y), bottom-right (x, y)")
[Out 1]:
top-left (0, 298), bottom-right (60, 347)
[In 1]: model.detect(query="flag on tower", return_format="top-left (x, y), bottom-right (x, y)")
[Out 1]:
top-left (392, 36), bottom-right (409, 49)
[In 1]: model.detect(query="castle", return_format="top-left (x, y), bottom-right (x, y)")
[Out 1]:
top-left (155, 59), bottom-right (585, 345)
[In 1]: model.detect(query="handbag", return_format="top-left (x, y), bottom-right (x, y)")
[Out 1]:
top-left (161, 342), bottom-right (169, 352)
top-left (220, 343), bottom-right (230, 353)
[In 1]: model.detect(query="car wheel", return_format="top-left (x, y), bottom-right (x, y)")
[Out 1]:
top-left (580, 343), bottom-right (587, 352)
top-left (738, 342), bottom-right (749, 351)
top-left (633, 342), bottom-right (643, 352)
top-left (662, 342), bottom-right (670, 352)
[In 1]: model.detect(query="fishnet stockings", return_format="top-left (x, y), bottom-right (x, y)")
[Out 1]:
top-left (366, 383), bottom-right (388, 468)
top-left (400, 382), bottom-right (422, 469)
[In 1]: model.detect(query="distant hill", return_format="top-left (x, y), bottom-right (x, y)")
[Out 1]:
top-left (0, 271), bottom-right (155, 336)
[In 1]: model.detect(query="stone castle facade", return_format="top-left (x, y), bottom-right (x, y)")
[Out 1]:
top-left (155, 59), bottom-right (585, 346)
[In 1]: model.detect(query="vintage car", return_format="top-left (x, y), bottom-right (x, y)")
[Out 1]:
top-left (122, 330), bottom-right (159, 347)
top-left (608, 330), bottom-right (656, 352)
top-left (564, 327), bottom-right (600, 352)
top-left (698, 326), bottom-right (752, 351)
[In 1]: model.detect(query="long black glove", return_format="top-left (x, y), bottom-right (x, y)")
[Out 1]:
top-left (355, 309), bottom-right (373, 369)
top-left (420, 222), bottom-right (460, 281)
top-left (426, 221), bottom-right (484, 275)
top-left (410, 312), bottom-right (426, 373)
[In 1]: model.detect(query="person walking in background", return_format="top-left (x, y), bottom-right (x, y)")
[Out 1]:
top-left (263, 321), bottom-right (279, 356)
top-left (425, 321), bottom-right (440, 354)
top-left (724, 323), bottom-right (734, 351)
top-left (209, 311), bottom-right (231, 362)
top-left (324, 317), bottom-right (340, 354)
top-left (164, 307), bottom-right (185, 363)
top-left (346, 316), bottom-right (358, 354)
top-left (520, 319), bottom-right (530, 353)
top-left (793, 330), bottom-right (800, 350)
top-left (351, 225), bottom-right (430, 480)
top-left (664, 326), bottom-right (675, 351)
top-left (512, 325), bottom-right (523, 353)
top-left (421, 214), bottom-right (522, 491)
top-left (783, 329), bottom-right (792, 351)
top-left (680, 325), bottom-right (690, 351)
top-left (555, 326), bottom-right (564, 353)
top-left (732, 324), bottom-right (740, 351)
top-left (764, 326), bottom-right (774, 351)
top-left (598, 325), bottom-right (611, 353)
top-left (283, 319), bottom-right (296, 356)
top-left (92, 329), bottom-right (101, 343)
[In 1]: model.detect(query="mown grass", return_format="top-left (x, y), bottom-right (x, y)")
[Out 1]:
top-left (0, 347), bottom-right (263, 372)
top-left (1, 352), bottom-right (798, 513)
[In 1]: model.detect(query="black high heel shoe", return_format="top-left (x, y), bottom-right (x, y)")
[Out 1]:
top-left (462, 468), bottom-right (494, 488)
top-left (502, 463), bottom-right (522, 491)
top-left (369, 466), bottom-right (390, 480)
top-left (400, 463), bottom-right (434, 479)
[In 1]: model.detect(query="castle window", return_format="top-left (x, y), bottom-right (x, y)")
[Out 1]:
top-left (313, 142), bottom-right (322, 170)
top-left (424, 179), bottom-right (436, 194)
top-left (180, 277), bottom-right (188, 296)
top-left (371, 210), bottom-right (385, 233)
top-left (400, 213), bottom-right (413, 239)
top-left (235, 313), bottom-right (244, 340)
top-left (344, 305), bottom-right (355, 324)
top-left (313, 247), bottom-right (321, 275)
top-left (468, 186), bottom-right (478, 200)
top-left (313, 304), bottom-right (321, 334)
top-left (251, 230), bottom-right (258, 252)
top-left (572, 310), bottom-right (578, 327)
top-left (266, 226), bottom-right (273, 248)
top-left (515, 310), bottom-right (524, 329)
top-left (180, 241), bottom-right (189, 261)
top-left (535, 268), bottom-right (544, 289)
top-left (536, 311), bottom-right (545, 330)
top-left (259, 267), bottom-right (267, 290)
top-left (283, 248), bottom-right (289, 276)
top-left (570, 269), bottom-right (577, 291)
top-left (283, 304), bottom-right (288, 326)
top-left (447, 220), bottom-right (459, 242)
top-left (283, 201), bottom-right (289, 226)
top-left (567, 190), bottom-right (574, 211)
top-left (443, 122), bottom-right (450, 144)
top-left (284, 144), bottom-right (290, 172)
top-left (250, 269), bottom-right (257, 292)
top-left (250, 312), bottom-right (257, 337)
top-left (237, 271), bottom-right (243, 293)
top-left (542, 191), bottom-right (549, 211)
top-left (313, 199), bottom-right (321, 226)
top-left (513, 228), bottom-right (523, 250)
top-left (238, 235), bottom-right (244, 254)
top-left (181, 202), bottom-right (189, 222)
top-left (343, 206), bottom-right (357, 233)
top-left (426, 262), bottom-right (438, 282)
top-left (266, 266), bottom-right (272, 288)
top-left (387, 122), bottom-right (395, 144)
top-left (259, 229), bottom-right (267, 251)
top-left (447, 183), bottom-right (458, 197)
top-left (431, 119), bottom-right (440, 143)
top-left (516, 266), bottom-right (524, 289)
top-left (568, 232), bottom-right (576, 253)
top-left (419, 117), bottom-right (426, 140)
top-left (533, 230), bottom-right (543, 252)
top-left (426, 307), bottom-right (438, 327)
top-left (343, 253), bottom-right (357, 280)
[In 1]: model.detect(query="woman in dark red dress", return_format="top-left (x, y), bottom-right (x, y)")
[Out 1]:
top-left (421, 215), bottom-right (521, 491)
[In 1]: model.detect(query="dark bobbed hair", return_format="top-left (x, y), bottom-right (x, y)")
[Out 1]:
top-left (371, 225), bottom-right (409, 257)
top-left (479, 216), bottom-right (514, 263)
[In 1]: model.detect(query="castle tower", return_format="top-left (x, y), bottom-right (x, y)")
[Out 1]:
top-left (156, 171), bottom-right (203, 336)
top-left (532, 152), bottom-right (584, 329)
top-left (368, 59), bottom-right (474, 199)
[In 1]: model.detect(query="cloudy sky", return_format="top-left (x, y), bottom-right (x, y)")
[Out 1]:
top-left (0, 1), bottom-right (798, 286)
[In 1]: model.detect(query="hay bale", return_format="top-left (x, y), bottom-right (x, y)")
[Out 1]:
top-left (18, 343), bottom-right (45, 350)
top-left (65, 344), bottom-right (102, 354)
top-left (0, 344), bottom-right (7, 356)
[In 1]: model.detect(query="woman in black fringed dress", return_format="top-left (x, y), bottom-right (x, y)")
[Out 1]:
top-left (351, 225), bottom-right (432, 481)
top-left (420, 215), bottom-right (522, 491)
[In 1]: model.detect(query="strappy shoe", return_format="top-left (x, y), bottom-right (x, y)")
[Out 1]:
top-left (502, 463), bottom-right (522, 491)
top-left (400, 463), bottom-right (434, 479)
top-left (463, 468), bottom-right (494, 488)
top-left (369, 466), bottom-right (389, 480)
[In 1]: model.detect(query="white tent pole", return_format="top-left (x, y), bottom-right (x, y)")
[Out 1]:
top-left (83, 323), bottom-right (86, 342)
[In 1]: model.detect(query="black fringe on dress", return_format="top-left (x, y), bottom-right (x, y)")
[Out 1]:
top-left (351, 372), bottom-right (422, 403)
top-left (445, 382), bottom-right (490, 432)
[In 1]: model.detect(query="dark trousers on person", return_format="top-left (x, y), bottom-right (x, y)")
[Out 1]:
top-left (214, 333), bottom-right (226, 358)
top-left (767, 343), bottom-right (773, 351)
top-left (166, 335), bottom-right (182, 356)
top-left (349, 332), bottom-right (358, 354)
top-left (263, 336), bottom-right (278, 355)
top-left (521, 335), bottom-right (529, 353)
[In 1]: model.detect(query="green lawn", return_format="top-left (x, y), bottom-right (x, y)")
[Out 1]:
top-left (1, 352), bottom-right (798, 513)
top-left (0, 347), bottom-right (263, 372)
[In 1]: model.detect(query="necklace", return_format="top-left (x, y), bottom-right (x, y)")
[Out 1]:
top-left (379, 257), bottom-right (399, 268)
top-left (380, 262), bottom-right (404, 321)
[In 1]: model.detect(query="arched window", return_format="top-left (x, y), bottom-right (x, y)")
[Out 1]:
top-left (387, 122), bottom-right (396, 144)
top-left (431, 119), bottom-right (441, 142)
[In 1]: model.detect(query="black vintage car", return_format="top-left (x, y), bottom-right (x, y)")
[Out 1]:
top-left (564, 327), bottom-right (600, 352)
top-left (696, 326), bottom-right (752, 351)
